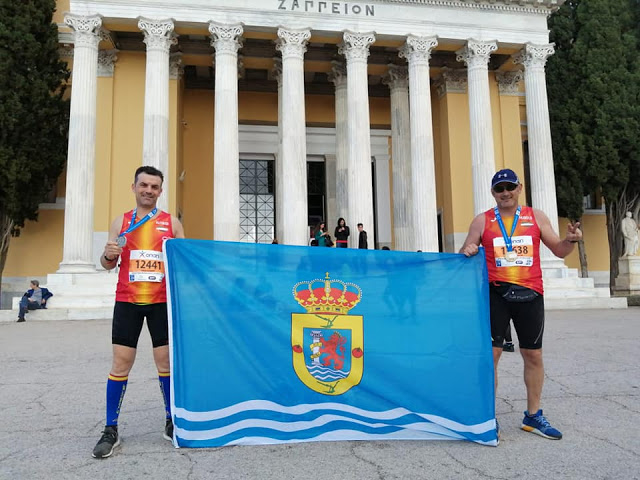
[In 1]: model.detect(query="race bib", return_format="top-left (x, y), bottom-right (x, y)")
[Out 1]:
top-left (493, 236), bottom-right (533, 267)
top-left (128, 249), bottom-right (165, 282)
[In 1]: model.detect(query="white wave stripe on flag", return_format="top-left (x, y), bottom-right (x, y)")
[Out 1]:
top-left (174, 400), bottom-right (495, 434)
top-left (175, 418), bottom-right (467, 441)
top-left (215, 430), bottom-right (497, 447)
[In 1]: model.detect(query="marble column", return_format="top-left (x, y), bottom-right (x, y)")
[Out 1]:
top-left (382, 64), bottom-right (413, 251)
top-left (270, 58), bottom-right (284, 243)
top-left (340, 31), bottom-right (375, 249)
top-left (328, 61), bottom-right (349, 223)
top-left (456, 40), bottom-right (498, 215)
top-left (515, 44), bottom-right (563, 265)
top-left (138, 18), bottom-right (176, 213)
top-left (209, 22), bottom-right (243, 241)
top-left (401, 35), bottom-right (439, 252)
top-left (58, 14), bottom-right (102, 274)
top-left (276, 28), bottom-right (311, 246)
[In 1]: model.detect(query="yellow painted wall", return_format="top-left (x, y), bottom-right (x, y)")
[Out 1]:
top-left (109, 52), bottom-right (146, 215)
top-left (95, 75), bottom-right (115, 231)
top-left (436, 92), bottom-right (473, 237)
top-left (3, 210), bottom-right (65, 276)
top-left (53, 0), bottom-right (69, 24)
top-left (182, 90), bottom-right (214, 239)
top-left (560, 215), bottom-right (610, 271)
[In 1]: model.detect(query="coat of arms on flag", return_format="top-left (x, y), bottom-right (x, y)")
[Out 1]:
top-left (291, 273), bottom-right (363, 395)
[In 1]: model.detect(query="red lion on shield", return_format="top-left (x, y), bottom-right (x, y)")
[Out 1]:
top-left (320, 332), bottom-right (346, 370)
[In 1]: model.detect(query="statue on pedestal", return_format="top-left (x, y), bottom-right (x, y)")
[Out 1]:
top-left (621, 212), bottom-right (639, 257)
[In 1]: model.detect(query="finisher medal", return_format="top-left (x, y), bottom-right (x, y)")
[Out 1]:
top-left (116, 236), bottom-right (127, 248)
top-left (505, 250), bottom-right (518, 262)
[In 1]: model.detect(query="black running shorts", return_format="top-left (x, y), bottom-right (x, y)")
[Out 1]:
top-left (489, 286), bottom-right (545, 350)
top-left (112, 302), bottom-right (169, 348)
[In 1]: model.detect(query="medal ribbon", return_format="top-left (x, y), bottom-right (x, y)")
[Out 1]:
top-left (494, 206), bottom-right (521, 254)
top-left (119, 208), bottom-right (157, 238)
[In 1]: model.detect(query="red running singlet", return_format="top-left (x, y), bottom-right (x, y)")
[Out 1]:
top-left (115, 210), bottom-right (174, 304)
top-left (481, 206), bottom-right (543, 295)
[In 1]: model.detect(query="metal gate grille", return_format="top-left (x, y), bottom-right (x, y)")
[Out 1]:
top-left (239, 159), bottom-right (275, 243)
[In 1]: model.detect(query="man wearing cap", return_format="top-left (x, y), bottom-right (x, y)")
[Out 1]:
top-left (460, 168), bottom-right (582, 440)
top-left (93, 166), bottom-right (185, 459)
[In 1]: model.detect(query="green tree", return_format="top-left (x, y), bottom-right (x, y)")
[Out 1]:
top-left (547, 0), bottom-right (640, 287)
top-left (0, 0), bottom-right (69, 298)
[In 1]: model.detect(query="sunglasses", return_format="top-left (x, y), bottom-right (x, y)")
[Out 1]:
top-left (493, 183), bottom-right (518, 193)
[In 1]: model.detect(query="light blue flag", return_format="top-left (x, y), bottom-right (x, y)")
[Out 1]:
top-left (165, 239), bottom-right (497, 447)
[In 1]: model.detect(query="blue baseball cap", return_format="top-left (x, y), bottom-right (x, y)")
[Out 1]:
top-left (491, 169), bottom-right (520, 188)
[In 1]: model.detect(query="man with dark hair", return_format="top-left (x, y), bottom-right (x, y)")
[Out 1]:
top-left (17, 279), bottom-right (53, 322)
top-left (92, 166), bottom-right (184, 459)
top-left (460, 168), bottom-right (581, 440)
top-left (357, 223), bottom-right (368, 249)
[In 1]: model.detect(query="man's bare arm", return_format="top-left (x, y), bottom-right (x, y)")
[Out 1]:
top-left (459, 214), bottom-right (485, 257)
top-left (535, 209), bottom-right (582, 259)
top-left (100, 215), bottom-right (124, 270)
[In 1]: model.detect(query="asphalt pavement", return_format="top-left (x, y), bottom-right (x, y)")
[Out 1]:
top-left (0, 308), bottom-right (638, 480)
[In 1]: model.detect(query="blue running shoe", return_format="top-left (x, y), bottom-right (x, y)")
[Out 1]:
top-left (521, 410), bottom-right (562, 439)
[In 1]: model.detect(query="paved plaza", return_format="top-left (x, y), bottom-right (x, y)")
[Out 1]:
top-left (0, 308), bottom-right (638, 480)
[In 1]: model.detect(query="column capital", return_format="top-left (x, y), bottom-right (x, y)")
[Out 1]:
top-left (433, 68), bottom-right (467, 97)
top-left (514, 43), bottom-right (555, 70)
top-left (328, 60), bottom-right (347, 89)
top-left (138, 17), bottom-right (177, 52)
top-left (382, 64), bottom-right (409, 91)
top-left (495, 70), bottom-right (523, 95)
top-left (97, 49), bottom-right (118, 77)
top-left (339, 31), bottom-right (375, 64)
top-left (399, 35), bottom-right (438, 66)
top-left (456, 39), bottom-right (498, 69)
top-left (169, 52), bottom-right (184, 79)
top-left (64, 13), bottom-right (102, 49)
top-left (209, 22), bottom-right (244, 55)
top-left (276, 28), bottom-right (311, 60)
top-left (269, 57), bottom-right (283, 84)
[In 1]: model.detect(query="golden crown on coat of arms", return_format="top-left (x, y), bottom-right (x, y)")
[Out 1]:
top-left (292, 272), bottom-right (362, 314)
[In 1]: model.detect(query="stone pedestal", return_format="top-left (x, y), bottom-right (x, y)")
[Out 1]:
top-left (614, 256), bottom-right (640, 296)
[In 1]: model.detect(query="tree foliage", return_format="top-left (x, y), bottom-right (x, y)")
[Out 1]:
top-left (0, 0), bottom-right (69, 280)
top-left (547, 0), bottom-right (640, 286)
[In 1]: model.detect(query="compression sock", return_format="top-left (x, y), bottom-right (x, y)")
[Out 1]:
top-left (158, 372), bottom-right (171, 419)
top-left (105, 374), bottom-right (128, 426)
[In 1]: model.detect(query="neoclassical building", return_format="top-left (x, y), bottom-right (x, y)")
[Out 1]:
top-left (4, 0), bottom-right (619, 302)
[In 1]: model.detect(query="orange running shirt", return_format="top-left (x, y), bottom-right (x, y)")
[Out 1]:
top-left (115, 210), bottom-right (174, 304)
top-left (481, 206), bottom-right (544, 294)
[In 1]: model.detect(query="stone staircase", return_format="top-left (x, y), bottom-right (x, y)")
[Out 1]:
top-left (0, 262), bottom-right (627, 323)
top-left (0, 272), bottom-right (117, 322)
top-left (542, 266), bottom-right (627, 309)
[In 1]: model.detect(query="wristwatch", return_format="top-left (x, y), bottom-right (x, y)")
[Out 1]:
top-left (103, 255), bottom-right (117, 262)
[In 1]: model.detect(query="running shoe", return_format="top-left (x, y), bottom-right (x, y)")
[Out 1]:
top-left (503, 342), bottom-right (515, 352)
top-left (163, 418), bottom-right (174, 442)
top-left (92, 426), bottom-right (120, 458)
top-left (521, 410), bottom-right (562, 439)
